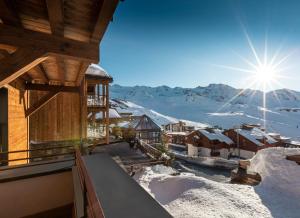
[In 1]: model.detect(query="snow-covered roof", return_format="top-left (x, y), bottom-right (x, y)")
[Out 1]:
top-left (94, 108), bottom-right (121, 119)
top-left (235, 127), bottom-right (277, 146)
top-left (123, 115), bottom-right (161, 131)
top-left (199, 129), bottom-right (234, 145)
top-left (166, 132), bottom-right (188, 136)
top-left (85, 64), bottom-right (113, 82)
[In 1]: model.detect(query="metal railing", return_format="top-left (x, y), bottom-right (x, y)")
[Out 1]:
top-left (0, 143), bottom-right (76, 166)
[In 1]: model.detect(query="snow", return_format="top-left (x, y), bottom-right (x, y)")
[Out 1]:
top-left (111, 84), bottom-right (300, 140)
top-left (110, 99), bottom-right (208, 128)
top-left (248, 147), bottom-right (300, 200)
top-left (134, 148), bottom-right (300, 218)
top-left (166, 132), bottom-right (188, 136)
top-left (235, 127), bottom-right (277, 146)
top-left (85, 64), bottom-right (112, 79)
top-left (199, 129), bottom-right (234, 145)
top-left (94, 108), bottom-right (121, 119)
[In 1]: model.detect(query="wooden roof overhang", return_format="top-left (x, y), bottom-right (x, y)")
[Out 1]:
top-left (0, 0), bottom-right (119, 90)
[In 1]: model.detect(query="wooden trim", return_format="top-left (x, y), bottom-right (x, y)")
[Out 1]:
top-left (25, 91), bottom-right (60, 117)
top-left (46, 0), bottom-right (64, 37)
top-left (25, 83), bottom-right (80, 93)
top-left (0, 47), bottom-right (47, 88)
top-left (0, 24), bottom-right (99, 62)
top-left (72, 166), bottom-right (85, 218)
top-left (91, 0), bottom-right (119, 43)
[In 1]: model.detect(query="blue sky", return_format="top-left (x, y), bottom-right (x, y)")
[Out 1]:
top-left (100, 0), bottom-right (300, 91)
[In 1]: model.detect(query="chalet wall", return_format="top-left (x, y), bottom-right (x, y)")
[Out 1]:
top-left (7, 84), bottom-right (29, 165)
top-left (187, 144), bottom-right (198, 156)
top-left (198, 147), bottom-right (211, 157)
top-left (29, 91), bottom-right (82, 142)
top-left (0, 171), bottom-right (73, 218)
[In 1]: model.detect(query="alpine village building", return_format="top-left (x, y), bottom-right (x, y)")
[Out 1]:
top-left (0, 1), bottom-right (171, 218)
top-left (186, 129), bottom-right (234, 159)
top-left (122, 114), bottom-right (162, 144)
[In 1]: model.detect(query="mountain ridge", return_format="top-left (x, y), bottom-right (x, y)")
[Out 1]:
top-left (110, 83), bottom-right (300, 140)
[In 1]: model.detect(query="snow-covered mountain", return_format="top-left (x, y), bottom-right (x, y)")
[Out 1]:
top-left (110, 84), bottom-right (300, 140)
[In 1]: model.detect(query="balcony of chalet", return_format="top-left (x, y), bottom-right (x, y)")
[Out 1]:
top-left (0, 0), bottom-right (171, 217)
top-left (0, 142), bottom-right (171, 218)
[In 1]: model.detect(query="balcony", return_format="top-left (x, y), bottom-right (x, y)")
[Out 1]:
top-left (87, 95), bottom-right (107, 108)
top-left (0, 142), bottom-right (172, 218)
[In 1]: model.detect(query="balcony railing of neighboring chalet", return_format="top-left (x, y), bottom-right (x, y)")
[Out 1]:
top-left (0, 144), bottom-right (76, 166)
top-left (87, 95), bottom-right (106, 107)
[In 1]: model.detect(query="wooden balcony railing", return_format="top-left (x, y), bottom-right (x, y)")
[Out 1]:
top-left (87, 95), bottom-right (106, 107)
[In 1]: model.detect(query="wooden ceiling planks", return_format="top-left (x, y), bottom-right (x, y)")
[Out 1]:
top-left (0, 0), bottom-right (120, 88)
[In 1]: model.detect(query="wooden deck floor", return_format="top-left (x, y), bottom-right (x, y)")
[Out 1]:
top-left (92, 142), bottom-right (163, 172)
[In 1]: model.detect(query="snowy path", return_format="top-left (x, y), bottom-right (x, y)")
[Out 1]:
top-left (134, 148), bottom-right (300, 218)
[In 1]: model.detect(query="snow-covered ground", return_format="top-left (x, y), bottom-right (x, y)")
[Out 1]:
top-left (134, 148), bottom-right (300, 218)
top-left (111, 84), bottom-right (300, 140)
top-left (110, 99), bottom-right (209, 128)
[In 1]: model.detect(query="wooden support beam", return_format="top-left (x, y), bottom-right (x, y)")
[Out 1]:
top-left (21, 73), bottom-right (33, 83)
top-left (25, 83), bottom-right (80, 93)
top-left (0, 48), bottom-right (9, 59)
top-left (46, 0), bottom-right (64, 37)
top-left (91, 0), bottom-right (119, 43)
top-left (36, 64), bottom-right (49, 83)
top-left (46, 0), bottom-right (67, 85)
top-left (56, 57), bottom-right (66, 84)
top-left (76, 62), bottom-right (90, 85)
top-left (25, 91), bottom-right (59, 118)
top-left (0, 0), bottom-right (22, 27)
top-left (0, 24), bottom-right (99, 62)
top-left (0, 47), bottom-right (47, 88)
top-left (105, 83), bottom-right (110, 144)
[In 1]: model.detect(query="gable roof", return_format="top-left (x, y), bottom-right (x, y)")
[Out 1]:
top-left (199, 129), bottom-right (234, 145)
top-left (235, 127), bottom-right (277, 146)
top-left (124, 115), bottom-right (161, 131)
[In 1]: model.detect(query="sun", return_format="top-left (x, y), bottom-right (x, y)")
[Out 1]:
top-left (254, 64), bottom-right (277, 83)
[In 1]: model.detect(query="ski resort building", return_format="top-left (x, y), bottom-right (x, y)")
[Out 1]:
top-left (186, 129), bottom-right (234, 159)
top-left (165, 132), bottom-right (188, 145)
top-left (224, 127), bottom-right (279, 159)
top-left (0, 1), bottom-right (171, 217)
top-left (123, 115), bottom-right (162, 144)
top-left (162, 121), bottom-right (195, 133)
top-left (86, 64), bottom-right (113, 143)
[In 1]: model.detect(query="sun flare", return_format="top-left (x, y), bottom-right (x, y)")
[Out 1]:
top-left (254, 64), bottom-right (277, 83)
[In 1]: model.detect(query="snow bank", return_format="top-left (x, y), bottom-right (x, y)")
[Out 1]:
top-left (134, 148), bottom-right (300, 218)
top-left (134, 165), bottom-right (271, 218)
top-left (249, 147), bottom-right (300, 199)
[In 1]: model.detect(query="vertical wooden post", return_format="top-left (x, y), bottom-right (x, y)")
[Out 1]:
top-left (105, 82), bottom-right (109, 144)
top-left (102, 83), bottom-right (105, 133)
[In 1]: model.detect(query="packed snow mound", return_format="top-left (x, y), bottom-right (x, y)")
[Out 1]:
top-left (135, 149), bottom-right (300, 218)
top-left (135, 166), bottom-right (272, 218)
top-left (249, 147), bottom-right (300, 199)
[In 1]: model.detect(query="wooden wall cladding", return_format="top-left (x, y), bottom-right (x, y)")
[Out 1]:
top-left (7, 85), bottom-right (28, 165)
top-left (29, 91), bottom-right (81, 142)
